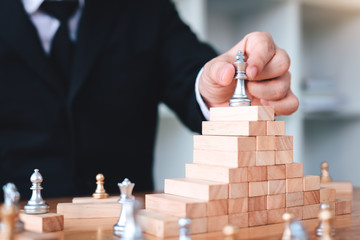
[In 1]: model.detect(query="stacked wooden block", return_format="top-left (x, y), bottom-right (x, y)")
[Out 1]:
top-left (137, 106), bottom-right (351, 238)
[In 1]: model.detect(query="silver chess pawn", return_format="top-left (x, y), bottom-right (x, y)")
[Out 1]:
top-left (229, 50), bottom-right (251, 107)
top-left (24, 169), bottom-right (49, 214)
top-left (315, 203), bottom-right (335, 238)
top-left (178, 218), bottom-right (191, 240)
top-left (113, 178), bottom-right (135, 236)
top-left (120, 199), bottom-right (143, 240)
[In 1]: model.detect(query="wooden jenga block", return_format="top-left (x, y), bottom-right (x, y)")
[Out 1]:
top-left (248, 196), bottom-right (267, 211)
top-left (266, 121), bottom-right (286, 135)
top-left (303, 190), bottom-right (320, 205)
top-left (56, 202), bottom-right (121, 218)
top-left (275, 150), bottom-right (293, 164)
top-left (164, 178), bottom-right (228, 201)
top-left (209, 106), bottom-right (274, 121)
top-left (208, 215), bottom-right (228, 232)
top-left (137, 209), bottom-right (207, 237)
top-left (229, 182), bottom-right (249, 199)
top-left (268, 180), bottom-right (285, 195)
top-left (193, 135), bottom-right (255, 152)
top-left (248, 210), bottom-right (267, 227)
top-left (207, 199), bottom-right (228, 217)
top-left (286, 192), bottom-right (304, 207)
top-left (145, 193), bottom-right (207, 218)
top-left (267, 165), bottom-right (286, 180)
top-left (72, 196), bottom-right (119, 203)
top-left (267, 194), bottom-right (286, 209)
top-left (320, 187), bottom-right (336, 203)
top-left (256, 151), bottom-right (275, 166)
top-left (303, 175), bottom-right (320, 191)
top-left (267, 208), bottom-right (286, 224)
top-left (275, 136), bottom-right (293, 150)
top-left (303, 204), bottom-right (320, 219)
top-left (202, 121), bottom-right (266, 136)
top-left (19, 212), bottom-right (64, 232)
top-left (256, 136), bottom-right (275, 150)
top-left (228, 213), bottom-right (248, 228)
top-left (286, 206), bottom-right (303, 220)
top-left (185, 163), bottom-right (247, 183)
top-left (321, 182), bottom-right (353, 196)
top-left (335, 199), bottom-right (352, 215)
top-left (249, 181), bottom-right (268, 197)
top-left (286, 163), bottom-right (303, 178)
top-left (15, 232), bottom-right (59, 240)
top-left (228, 198), bottom-right (248, 214)
top-left (248, 166), bottom-right (267, 182)
top-left (193, 150), bottom-right (256, 168)
top-left (286, 178), bottom-right (303, 193)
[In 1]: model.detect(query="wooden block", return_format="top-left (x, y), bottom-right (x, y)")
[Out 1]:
top-left (228, 198), bottom-right (248, 214)
top-left (209, 106), bottom-right (274, 121)
top-left (248, 166), bottom-right (267, 182)
top-left (193, 135), bottom-right (255, 152)
top-left (72, 196), bottom-right (119, 203)
top-left (286, 192), bottom-right (304, 207)
top-left (228, 213), bottom-right (248, 228)
top-left (286, 178), bottom-right (303, 193)
top-left (137, 209), bottom-right (207, 237)
top-left (268, 180), bottom-right (286, 195)
top-left (19, 212), bottom-right (64, 232)
top-left (202, 121), bottom-right (266, 136)
top-left (145, 193), bottom-right (207, 218)
top-left (303, 175), bottom-right (320, 191)
top-left (275, 136), bottom-right (293, 150)
top-left (185, 163), bottom-right (247, 183)
top-left (267, 165), bottom-right (286, 180)
top-left (207, 199), bottom-right (228, 217)
top-left (267, 194), bottom-right (286, 209)
top-left (164, 178), bottom-right (228, 201)
top-left (266, 121), bottom-right (286, 135)
top-left (286, 206), bottom-right (303, 220)
top-left (229, 182), bottom-right (248, 199)
top-left (208, 215), bottom-right (228, 232)
top-left (248, 210), bottom-right (267, 227)
top-left (286, 163), bottom-right (303, 178)
top-left (256, 136), bottom-right (275, 150)
top-left (303, 190), bottom-right (320, 205)
top-left (249, 181), bottom-right (268, 197)
top-left (248, 196), bottom-right (267, 211)
top-left (303, 204), bottom-right (320, 219)
top-left (256, 151), bottom-right (275, 166)
top-left (267, 208), bottom-right (286, 224)
top-left (321, 182), bottom-right (353, 196)
top-left (57, 202), bottom-right (121, 218)
top-left (193, 150), bottom-right (256, 168)
top-left (15, 232), bottom-right (59, 240)
top-left (320, 187), bottom-right (336, 203)
top-left (275, 150), bottom-right (293, 164)
top-left (335, 199), bottom-right (352, 215)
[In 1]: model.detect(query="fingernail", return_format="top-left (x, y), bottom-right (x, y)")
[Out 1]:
top-left (248, 66), bottom-right (258, 79)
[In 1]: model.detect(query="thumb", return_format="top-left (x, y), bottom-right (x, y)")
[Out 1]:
top-left (203, 57), bottom-right (235, 87)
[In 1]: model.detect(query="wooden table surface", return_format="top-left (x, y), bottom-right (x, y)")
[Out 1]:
top-left (24, 189), bottom-right (360, 240)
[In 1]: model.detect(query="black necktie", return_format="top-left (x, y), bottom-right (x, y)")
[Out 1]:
top-left (40, 0), bottom-right (79, 89)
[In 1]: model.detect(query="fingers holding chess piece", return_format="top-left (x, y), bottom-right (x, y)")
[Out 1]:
top-left (282, 212), bottom-right (294, 240)
top-left (316, 203), bottom-right (335, 239)
top-left (178, 218), bottom-right (191, 240)
top-left (321, 162), bottom-right (332, 183)
top-left (92, 173), bottom-right (109, 199)
top-left (24, 169), bottom-right (50, 214)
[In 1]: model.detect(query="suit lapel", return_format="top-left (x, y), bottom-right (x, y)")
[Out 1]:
top-left (0, 0), bottom-right (65, 96)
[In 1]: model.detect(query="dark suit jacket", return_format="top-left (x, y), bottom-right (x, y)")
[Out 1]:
top-left (0, 0), bottom-right (217, 199)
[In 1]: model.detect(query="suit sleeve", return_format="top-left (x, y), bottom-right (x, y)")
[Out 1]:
top-left (157, 0), bottom-right (217, 133)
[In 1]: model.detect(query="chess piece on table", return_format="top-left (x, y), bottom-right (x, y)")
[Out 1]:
top-left (92, 173), bottom-right (109, 199)
top-left (321, 162), bottom-right (332, 183)
top-left (289, 220), bottom-right (307, 240)
top-left (282, 212), bottom-right (294, 240)
top-left (229, 50), bottom-right (251, 107)
top-left (222, 224), bottom-right (238, 240)
top-left (316, 203), bottom-right (335, 239)
top-left (24, 169), bottom-right (50, 214)
top-left (178, 218), bottom-right (191, 240)
top-left (113, 178), bottom-right (135, 236)
top-left (120, 199), bottom-right (143, 240)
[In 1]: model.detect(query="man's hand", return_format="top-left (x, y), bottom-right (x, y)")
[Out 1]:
top-left (199, 32), bottom-right (299, 116)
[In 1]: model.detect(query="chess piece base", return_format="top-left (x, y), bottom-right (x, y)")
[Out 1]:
top-left (229, 98), bottom-right (251, 107)
top-left (113, 224), bottom-right (124, 236)
top-left (24, 203), bottom-right (49, 214)
top-left (315, 226), bottom-right (336, 236)
top-left (92, 193), bottom-right (109, 199)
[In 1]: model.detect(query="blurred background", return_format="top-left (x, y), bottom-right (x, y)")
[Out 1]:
top-left (153, 0), bottom-right (360, 190)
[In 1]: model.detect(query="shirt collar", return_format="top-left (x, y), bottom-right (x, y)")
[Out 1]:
top-left (22, 0), bottom-right (85, 15)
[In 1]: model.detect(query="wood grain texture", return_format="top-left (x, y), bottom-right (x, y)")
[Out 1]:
top-left (248, 166), bottom-right (267, 182)
top-left (266, 121), bottom-right (286, 135)
top-left (248, 210), bottom-right (267, 227)
top-left (56, 202), bottom-right (121, 219)
top-left (19, 212), bottom-right (64, 233)
top-left (303, 175), bottom-right (320, 191)
top-left (286, 178), bottom-right (303, 193)
top-left (209, 106), bottom-right (274, 121)
top-left (267, 194), bottom-right (286, 210)
top-left (320, 187), bottom-right (336, 203)
top-left (256, 136), bottom-right (276, 150)
top-left (193, 150), bottom-right (256, 168)
top-left (248, 196), bottom-right (267, 211)
top-left (72, 196), bottom-right (119, 203)
top-left (193, 135), bottom-right (255, 152)
top-left (285, 163), bottom-right (303, 179)
top-left (303, 204), bottom-right (320, 219)
top-left (303, 190), bottom-right (320, 205)
top-left (15, 232), bottom-right (59, 240)
top-left (202, 121), bottom-right (266, 136)
top-left (275, 136), bottom-right (293, 150)
top-left (321, 182), bottom-right (353, 196)
top-left (267, 165), bottom-right (286, 180)
top-left (228, 198), bottom-right (248, 214)
top-left (207, 199), bottom-right (228, 217)
top-left (228, 213), bottom-right (248, 228)
top-left (286, 192), bottom-right (304, 207)
top-left (268, 180), bottom-right (286, 195)
top-left (256, 151), bottom-right (275, 166)
top-left (208, 215), bottom-right (228, 232)
top-left (267, 208), bottom-right (286, 224)
top-left (335, 199), bottom-right (352, 215)
top-left (229, 182), bottom-right (249, 199)
top-left (249, 181), bottom-right (268, 197)
top-left (286, 206), bottom-right (303, 220)
top-left (275, 150), bottom-right (293, 164)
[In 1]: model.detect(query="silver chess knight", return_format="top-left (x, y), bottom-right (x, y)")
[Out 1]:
top-left (229, 50), bottom-right (251, 107)
top-left (113, 178), bottom-right (135, 236)
top-left (24, 169), bottom-right (50, 214)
